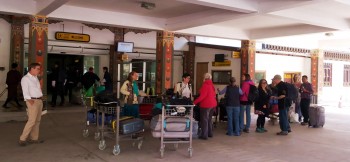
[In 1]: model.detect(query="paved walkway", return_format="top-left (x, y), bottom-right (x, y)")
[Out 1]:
top-left (0, 103), bottom-right (349, 162)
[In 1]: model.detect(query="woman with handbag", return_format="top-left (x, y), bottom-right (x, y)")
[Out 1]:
top-left (120, 71), bottom-right (140, 118)
top-left (255, 79), bottom-right (271, 133)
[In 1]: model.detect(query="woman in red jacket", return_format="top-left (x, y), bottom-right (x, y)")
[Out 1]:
top-left (194, 73), bottom-right (217, 140)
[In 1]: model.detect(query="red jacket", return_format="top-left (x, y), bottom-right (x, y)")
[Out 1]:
top-left (194, 80), bottom-right (217, 109)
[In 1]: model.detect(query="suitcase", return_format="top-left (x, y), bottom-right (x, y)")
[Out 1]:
top-left (119, 118), bottom-right (144, 135)
top-left (139, 104), bottom-right (154, 120)
top-left (150, 115), bottom-right (197, 138)
top-left (308, 105), bottom-right (325, 127)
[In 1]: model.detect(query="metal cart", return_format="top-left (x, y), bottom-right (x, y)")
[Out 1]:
top-left (159, 105), bottom-right (194, 158)
top-left (81, 90), bottom-right (96, 138)
top-left (94, 101), bottom-right (144, 156)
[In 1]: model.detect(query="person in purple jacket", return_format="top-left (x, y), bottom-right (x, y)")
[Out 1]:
top-left (239, 74), bottom-right (255, 133)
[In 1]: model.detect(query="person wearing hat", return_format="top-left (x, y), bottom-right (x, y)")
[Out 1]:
top-left (174, 73), bottom-right (192, 99)
top-left (271, 74), bottom-right (291, 135)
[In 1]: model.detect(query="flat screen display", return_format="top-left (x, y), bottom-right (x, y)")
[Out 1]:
top-left (117, 42), bottom-right (134, 52)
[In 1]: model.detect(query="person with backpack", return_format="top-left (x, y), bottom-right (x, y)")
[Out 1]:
top-left (239, 74), bottom-right (255, 133)
top-left (255, 79), bottom-right (271, 133)
top-left (174, 73), bottom-right (192, 99)
top-left (272, 74), bottom-right (291, 135)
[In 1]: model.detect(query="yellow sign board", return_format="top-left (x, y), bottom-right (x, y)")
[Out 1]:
top-left (55, 32), bottom-right (90, 42)
top-left (232, 51), bottom-right (240, 58)
top-left (212, 60), bottom-right (231, 66)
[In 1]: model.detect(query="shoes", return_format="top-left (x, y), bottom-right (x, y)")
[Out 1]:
top-left (198, 136), bottom-right (208, 140)
top-left (226, 132), bottom-right (233, 136)
top-left (261, 128), bottom-right (268, 132)
top-left (208, 135), bottom-right (213, 138)
top-left (18, 140), bottom-right (27, 146)
top-left (301, 122), bottom-right (308, 126)
top-left (59, 103), bottom-right (64, 106)
top-left (288, 129), bottom-right (292, 133)
top-left (276, 131), bottom-right (288, 136)
top-left (234, 133), bottom-right (241, 136)
top-left (51, 104), bottom-right (56, 107)
top-left (255, 128), bottom-right (263, 133)
top-left (243, 128), bottom-right (250, 133)
top-left (17, 104), bottom-right (23, 108)
top-left (2, 105), bottom-right (10, 109)
top-left (27, 139), bottom-right (45, 144)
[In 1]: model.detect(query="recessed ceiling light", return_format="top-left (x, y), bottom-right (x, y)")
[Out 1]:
top-left (325, 32), bottom-right (334, 37)
top-left (141, 2), bottom-right (155, 10)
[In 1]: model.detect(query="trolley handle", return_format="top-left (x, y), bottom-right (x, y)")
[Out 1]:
top-left (94, 101), bottom-right (119, 105)
top-left (165, 105), bottom-right (195, 107)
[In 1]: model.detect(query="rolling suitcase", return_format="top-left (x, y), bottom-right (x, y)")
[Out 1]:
top-left (309, 105), bottom-right (325, 127)
top-left (119, 118), bottom-right (144, 135)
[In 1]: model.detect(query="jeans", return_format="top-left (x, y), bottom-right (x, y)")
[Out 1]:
top-left (300, 98), bottom-right (311, 123)
top-left (226, 106), bottom-right (240, 136)
top-left (240, 104), bottom-right (251, 130)
top-left (279, 108), bottom-right (290, 132)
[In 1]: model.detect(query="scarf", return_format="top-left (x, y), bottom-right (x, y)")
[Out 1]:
top-left (133, 81), bottom-right (139, 96)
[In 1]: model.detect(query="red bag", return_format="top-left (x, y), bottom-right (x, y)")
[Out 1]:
top-left (270, 104), bottom-right (279, 113)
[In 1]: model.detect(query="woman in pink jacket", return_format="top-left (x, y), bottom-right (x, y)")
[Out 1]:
top-left (240, 74), bottom-right (255, 133)
top-left (194, 73), bottom-right (217, 140)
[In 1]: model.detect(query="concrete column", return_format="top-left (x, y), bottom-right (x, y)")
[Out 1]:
top-left (240, 40), bottom-right (256, 81)
top-left (110, 28), bottom-right (124, 93)
top-left (156, 31), bottom-right (174, 95)
top-left (311, 49), bottom-right (324, 103)
top-left (28, 15), bottom-right (48, 94)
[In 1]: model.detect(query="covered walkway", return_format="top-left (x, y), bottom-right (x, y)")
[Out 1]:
top-left (0, 104), bottom-right (349, 162)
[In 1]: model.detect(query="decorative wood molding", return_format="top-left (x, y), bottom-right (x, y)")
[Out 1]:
top-left (174, 34), bottom-right (195, 42)
top-left (48, 19), bottom-right (63, 24)
top-left (262, 43), bottom-right (311, 53)
top-left (0, 14), bottom-right (12, 23)
top-left (188, 42), bottom-right (240, 51)
top-left (324, 51), bottom-right (350, 61)
top-left (124, 28), bottom-right (152, 34)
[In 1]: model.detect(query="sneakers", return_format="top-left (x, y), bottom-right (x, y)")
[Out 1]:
top-left (276, 131), bottom-right (288, 135)
top-left (261, 128), bottom-right (268, 132)
top-left (255, 128), bottom-right (263, 133)
top-left (18, 140), bottom-right (27, 146)
top-left (2, 105), bottom-right (10, 109)
top-left (243, 128), bottom-right (250, 133)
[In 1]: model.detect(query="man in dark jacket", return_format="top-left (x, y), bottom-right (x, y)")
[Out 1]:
top-left (81, 67), bottom-right (100, 96)
top-left (51, 63), bottom-right (66, 107)
top-left (3, 63), bottom-right (22, 109)
top-left (102, 67), bottom-right (112, 92)
top-left (272, 74), bottom-right (290, 136)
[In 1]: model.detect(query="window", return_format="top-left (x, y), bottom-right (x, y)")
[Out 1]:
top-left (344, 65), bottom-right (350, 87)
top-left (211, 70), bottom-right (231, 84)
top-left (324, 63), bottom-right (332, 87)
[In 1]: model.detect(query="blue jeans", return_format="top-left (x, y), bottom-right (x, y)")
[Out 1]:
top-left (279, 108), bottom-right (290, 132)
top-left (226, 106), bottom-right (240, 136)
top-left (240, 105), bottom-right (251, 130)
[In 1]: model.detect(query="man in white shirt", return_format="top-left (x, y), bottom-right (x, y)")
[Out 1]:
top-left (174, 73), bottom-right (192, 99)
top-left (19, 63), bottom-right (44, 146)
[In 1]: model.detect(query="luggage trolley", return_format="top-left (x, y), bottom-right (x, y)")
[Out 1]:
top-left (81, 90), bottom-right (95, 138)
top-left (159, 104), bottom-right (194, 158)
top-left (94, 101), bottom-right (144, 156)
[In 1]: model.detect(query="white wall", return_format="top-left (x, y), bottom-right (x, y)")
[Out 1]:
top-left (321, 60), bottom-right (350, 107)
top-left (0, 19), bottom-right (11, 101)
top-left (255, 53), bottom-right (311, 84)
top-left (194, 47), bottom-right (241, 94)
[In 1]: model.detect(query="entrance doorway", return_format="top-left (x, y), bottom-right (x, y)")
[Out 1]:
top-left (196, 62), bottom-right (208, 94)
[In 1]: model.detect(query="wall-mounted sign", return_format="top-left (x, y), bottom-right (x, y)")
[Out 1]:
top-left (232, 51), bottom-right (240, 58)
top-left (212, 60), bottom-right (231, 66)
top-left (55, 32), bottom-right (90, 42)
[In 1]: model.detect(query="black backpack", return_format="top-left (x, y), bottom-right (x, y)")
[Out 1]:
top-left (285, 82), bottom-right (298, 107)
top-left (248, 84), bottom-right (259, 103)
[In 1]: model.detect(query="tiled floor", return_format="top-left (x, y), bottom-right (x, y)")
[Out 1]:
top-left (0, 104), bottom-right (349, 162)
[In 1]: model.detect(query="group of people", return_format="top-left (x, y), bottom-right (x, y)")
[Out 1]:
top-left (50, 64), bottom-right (112, 107)
top-left (5, 61), bottom-right (313, 146)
